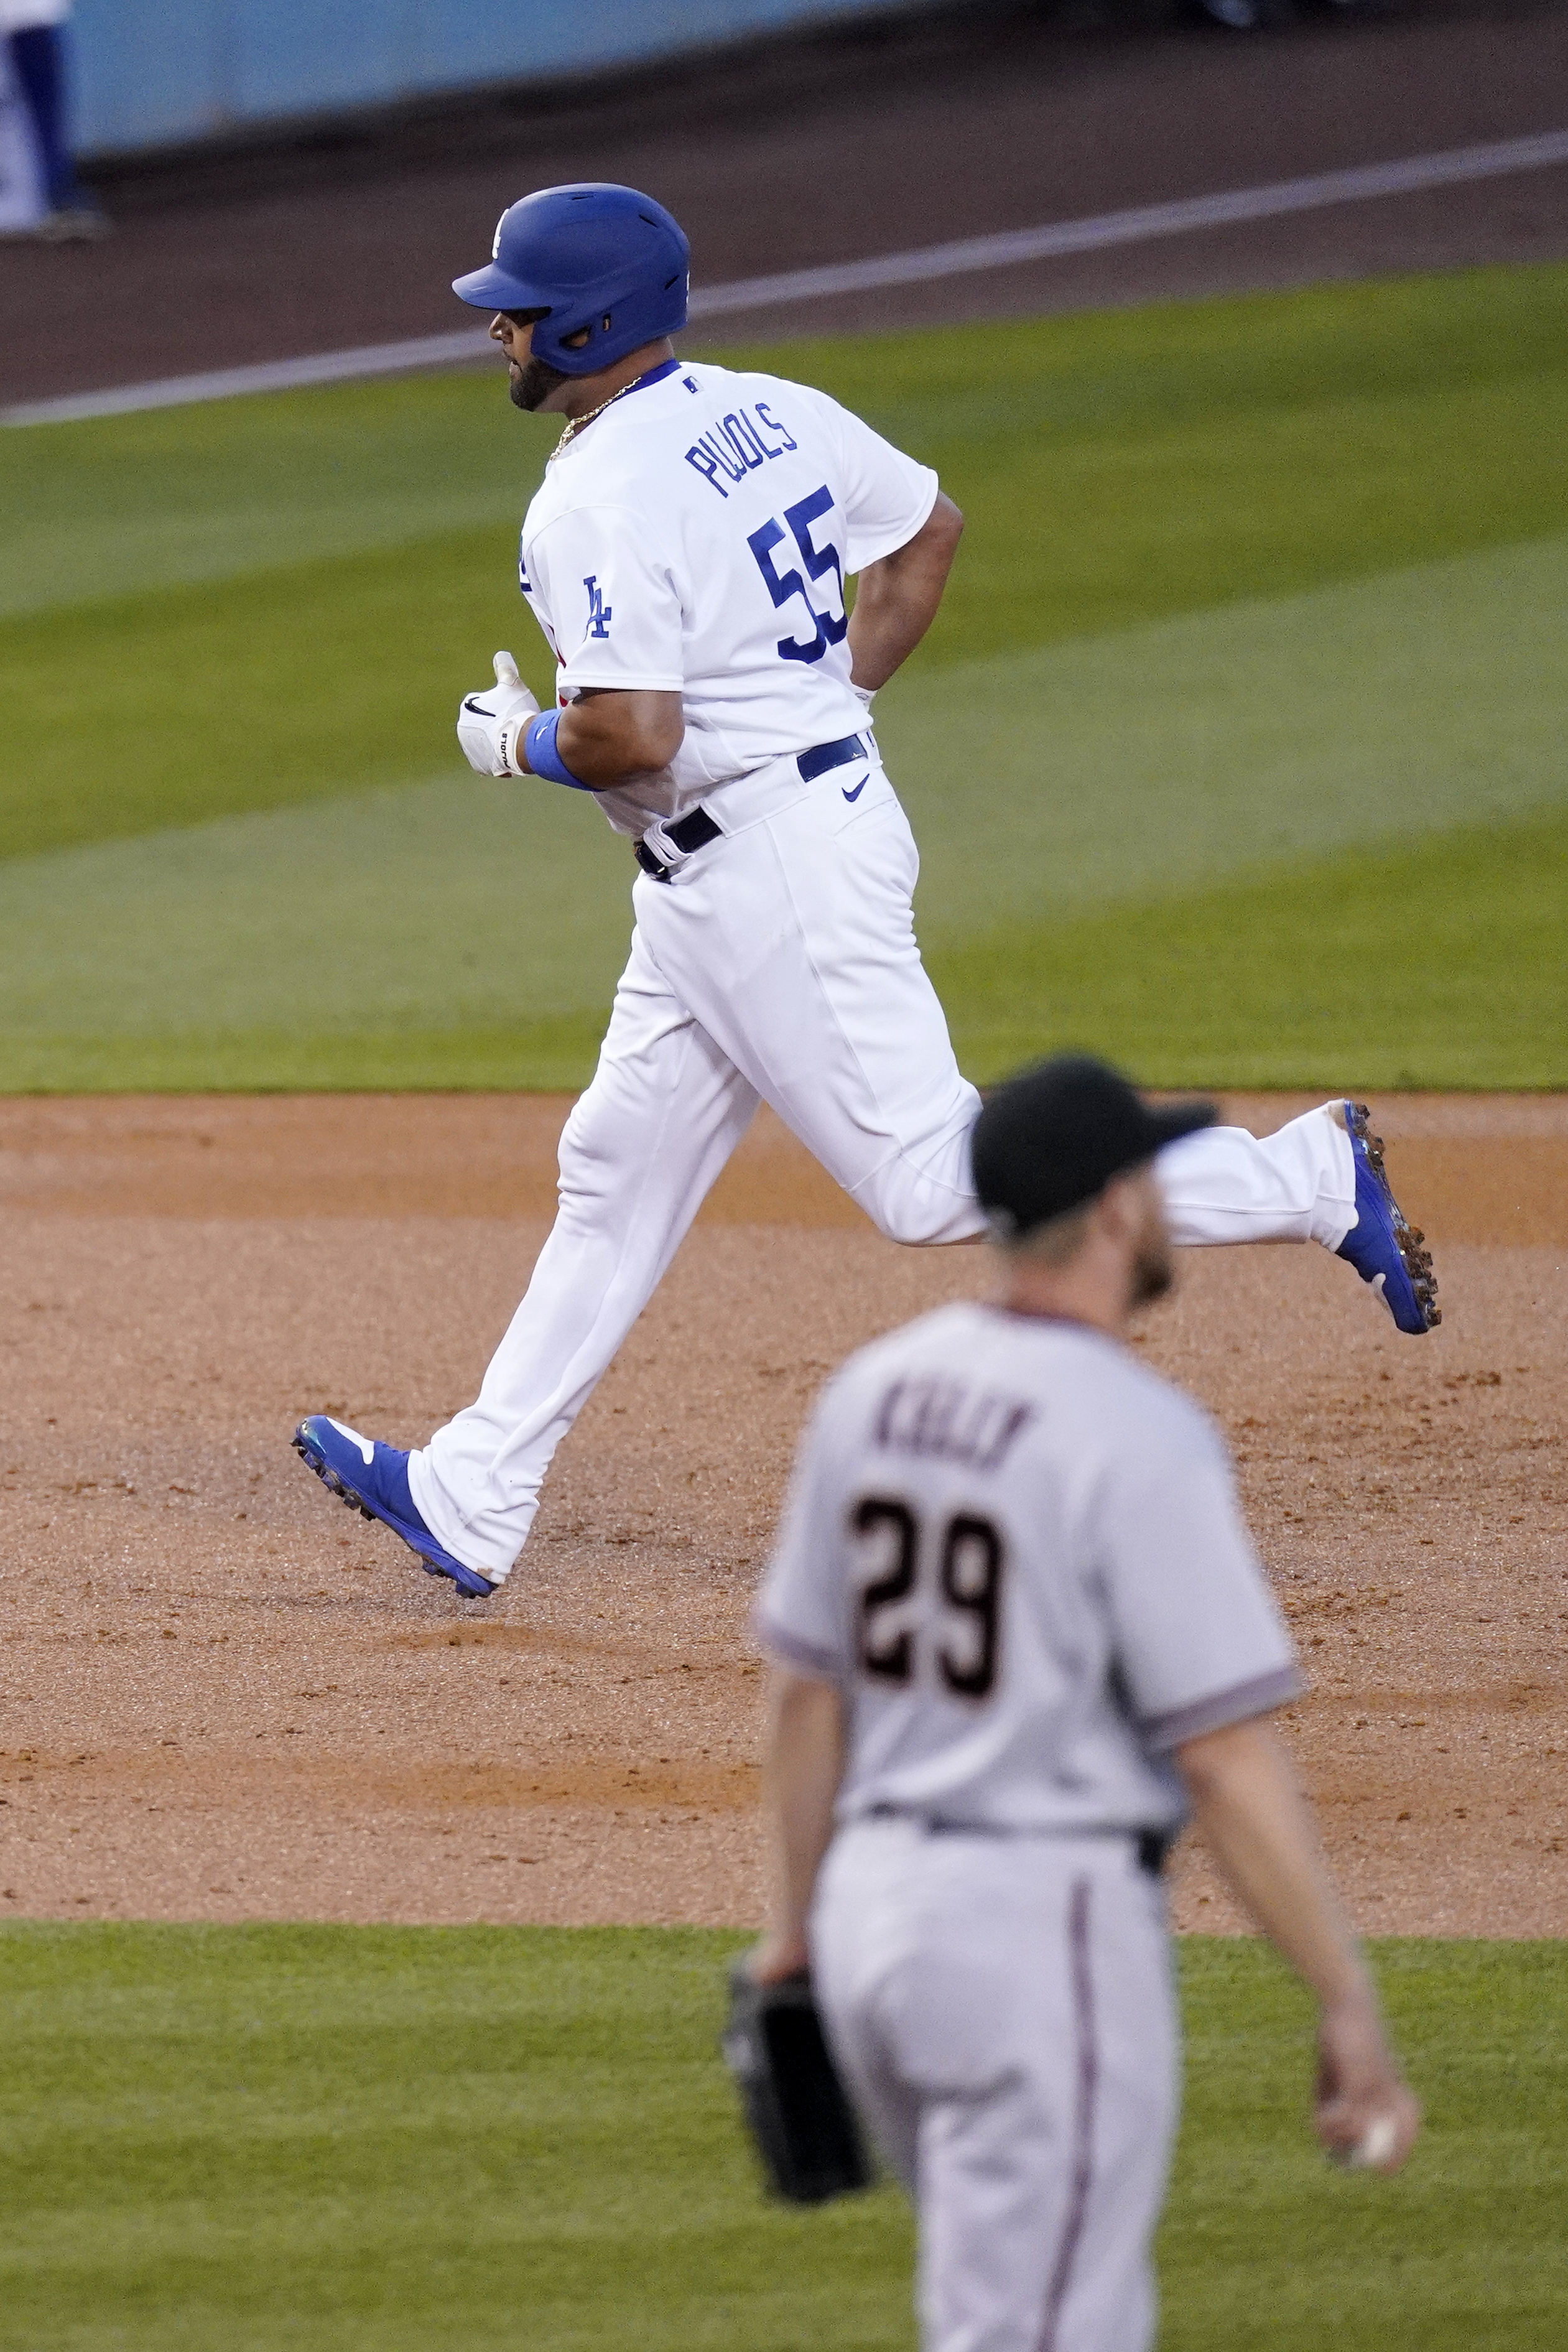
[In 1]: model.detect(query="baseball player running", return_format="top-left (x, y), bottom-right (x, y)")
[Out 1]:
top-left (749, 1054), bottom-right (1421, 2352)
top-left (294, 182), bottom-right (1438, 1599)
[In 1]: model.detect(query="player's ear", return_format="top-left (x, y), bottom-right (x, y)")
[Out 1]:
top-left (1095, 1173), bottom-right (1125, 1226)
top-left (1095, 1169), bottom-right (1144, 1245)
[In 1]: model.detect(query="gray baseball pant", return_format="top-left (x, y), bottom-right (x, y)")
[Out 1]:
top-left (812, 1820), bottom-right (1180, 2352)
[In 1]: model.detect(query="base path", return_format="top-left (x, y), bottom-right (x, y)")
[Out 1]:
top-left (0, 1093), bottom-right (1564, 1937)
top-left (4, 10), bottom-right (1568, 406)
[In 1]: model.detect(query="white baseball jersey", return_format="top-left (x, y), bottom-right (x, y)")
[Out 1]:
top-left (755, 1301), bottom-right (1302, 1837)
top-left (517, 357), bottom-right (937, 836)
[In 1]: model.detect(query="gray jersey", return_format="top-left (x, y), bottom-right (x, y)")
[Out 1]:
top-left (755, 1302), bottom-right (1301, 1838)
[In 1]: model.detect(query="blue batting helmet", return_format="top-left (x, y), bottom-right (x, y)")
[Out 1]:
top-left (452, 183), bottom-right (689, 374)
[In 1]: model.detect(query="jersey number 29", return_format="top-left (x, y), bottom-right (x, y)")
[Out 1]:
top-left (748, 485), bottom-right (848, 666)
top-left (853, 1496), bottom-right (1004, 1699)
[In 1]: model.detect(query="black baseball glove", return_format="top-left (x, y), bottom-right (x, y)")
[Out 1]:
top-left (721, 1962), bottom-right (874, 2205)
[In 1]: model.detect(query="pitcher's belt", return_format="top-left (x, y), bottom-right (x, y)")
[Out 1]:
top-left (862, 1805), bottom-right (1174, 1877)
top-left (634, 732), bottom-right (870, 881)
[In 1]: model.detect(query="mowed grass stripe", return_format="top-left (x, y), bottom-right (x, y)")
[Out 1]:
top-left (1, 534), bottom-right (1561, 1092)
top-left (2, 805), bottom-right (1557, 1092)
top-left (9, 260), bottom-right (1568, 628)
top-left (0, 1923), bottom-right (1562, 2351)
top-left (930, 804), bottom-right (1568, 1092)
top-left (1167, 1938), bottom-right (1568, 2352)
top-left (0, 529), bottom-right (529, 862)
top-left (0, 1922), bottom-right (914, 2352)
top-left (5, 262), bottom-right (1568, 863)
top-left (888, 533), bottom-right (1568, 939)
top-left (0, 368), bottom-right (531, 624)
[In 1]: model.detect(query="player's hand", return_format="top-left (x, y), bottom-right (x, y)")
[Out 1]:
top-left (457, 651), bottom-right (540, 776)
top-left (1314, 1997), bottom-right (1421, 2172)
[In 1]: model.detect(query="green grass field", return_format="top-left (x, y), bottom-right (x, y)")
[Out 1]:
top-left (1, 1924), bottom-right (1563, 2350)
top-left (2, 260), bottom-right (1566, 1089)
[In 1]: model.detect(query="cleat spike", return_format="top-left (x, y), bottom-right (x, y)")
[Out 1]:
top-left (1337, 1100), bottom-right (1439, 1334)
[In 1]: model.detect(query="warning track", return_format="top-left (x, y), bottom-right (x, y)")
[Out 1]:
top-left (4, 8), bottom-right (1568, 410)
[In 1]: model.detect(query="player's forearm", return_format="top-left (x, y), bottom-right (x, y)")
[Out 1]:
top-left (1176, 1719), bottom-right (1371, 2015)
top-left (848, 492), bottom-right (964, 692)
top-left (527, 688), bottom-right (684, 788)
top-left (1178, 1716), bottom-right (1417, 2169)
top-left (760, 1668), bottom-right (846, 1963)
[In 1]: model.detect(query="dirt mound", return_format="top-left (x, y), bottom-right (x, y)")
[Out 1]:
top-left (1, 1092), bottom-right (1563, 1936)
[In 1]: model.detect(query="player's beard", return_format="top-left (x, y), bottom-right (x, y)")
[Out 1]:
top-left (1129, 1237), bottom-right (1174, 1309)
top-left (1128, 1194), bottom-right (1175, 1310)
top-left (509, 353), bottom-right (570, 412)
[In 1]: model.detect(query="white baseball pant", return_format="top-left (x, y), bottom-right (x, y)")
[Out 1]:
top-left (408, 755), bottom-right (1355, 1580)
top-left (812, 1818), bottom-right (1179, 2352)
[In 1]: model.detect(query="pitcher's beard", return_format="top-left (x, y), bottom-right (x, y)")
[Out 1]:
top-left (509, 354), bottom-right (569, 412)
top-left (1129, 1236), bottom-right (1174, 1311)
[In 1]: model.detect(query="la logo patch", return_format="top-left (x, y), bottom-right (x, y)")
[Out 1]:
top-left (584, 574), bottom-right (613, 640)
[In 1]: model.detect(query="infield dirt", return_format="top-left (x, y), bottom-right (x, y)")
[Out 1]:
top-left (1, 1092), bottom-right (1563, 1938)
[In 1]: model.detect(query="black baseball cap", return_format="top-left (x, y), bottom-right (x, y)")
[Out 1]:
top-left (970, 1054), bottom-right (1217, 1239)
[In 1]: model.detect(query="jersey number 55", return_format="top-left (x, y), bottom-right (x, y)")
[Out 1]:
top-left (748, 485), bottom-right (848, 666)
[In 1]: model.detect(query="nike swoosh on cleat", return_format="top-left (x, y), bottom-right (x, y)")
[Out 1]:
top-left (327, 1418), bottom-right (375, 1464)
top-left (842, 776), bottom-right (868, 802)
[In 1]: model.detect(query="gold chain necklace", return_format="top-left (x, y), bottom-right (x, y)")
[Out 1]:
top-left (548, 373), bottom-right (648, 463)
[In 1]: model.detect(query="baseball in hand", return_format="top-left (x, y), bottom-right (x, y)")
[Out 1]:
top-left (1340, 2114), bottom-right (1400, 2170)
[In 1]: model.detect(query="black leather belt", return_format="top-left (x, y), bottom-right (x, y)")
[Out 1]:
top-left (634, 806), bottom-right (721, 881)
top-left (633, 732), bottom-right (871, 882)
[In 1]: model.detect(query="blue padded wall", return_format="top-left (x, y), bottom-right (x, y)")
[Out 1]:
top-left (70, 0), bottom-right (917, 154)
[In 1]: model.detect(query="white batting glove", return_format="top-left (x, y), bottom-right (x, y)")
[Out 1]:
top-left (457, 652), bottom-right (540, 776)
top-left (850, 681), bottom-right (876, 712)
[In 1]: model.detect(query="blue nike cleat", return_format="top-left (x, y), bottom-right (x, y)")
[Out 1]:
top-left (1335, 1103), bottom-right (1440, 1335)
top-left (292, 1416), bottom-right (496, 1597)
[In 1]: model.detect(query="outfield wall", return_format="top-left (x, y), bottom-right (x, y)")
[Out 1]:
top-left (70, 0), bottom-right (921, 154)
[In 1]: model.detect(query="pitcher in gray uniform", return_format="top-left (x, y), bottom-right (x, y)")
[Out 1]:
top-left (749, 1054), bottom-right (1419, 2352)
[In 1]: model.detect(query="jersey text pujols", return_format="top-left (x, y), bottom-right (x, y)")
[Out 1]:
top-left (684, 401), bottom-right (799, 497)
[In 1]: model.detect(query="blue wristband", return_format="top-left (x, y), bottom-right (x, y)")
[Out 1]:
top-left (523, 708), bottom-right (593, 791)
